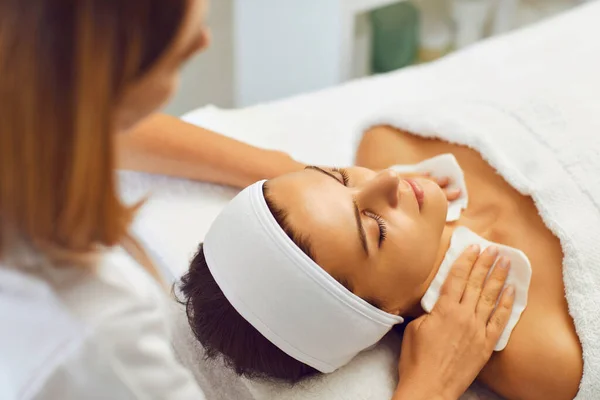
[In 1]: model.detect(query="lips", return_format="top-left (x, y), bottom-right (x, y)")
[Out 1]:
top-left (405, 179), bottom-right (425, 210)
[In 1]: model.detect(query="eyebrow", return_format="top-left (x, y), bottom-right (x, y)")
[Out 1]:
top-left (305, 166), bottom-right (370, 256)
top-left (305, 166), bottom-right (340, 183)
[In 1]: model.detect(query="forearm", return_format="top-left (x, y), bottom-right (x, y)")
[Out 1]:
top-left (117, 113), bottom-right (305, 188)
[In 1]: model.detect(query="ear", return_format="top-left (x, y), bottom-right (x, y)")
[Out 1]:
top-left (383, 299), bottom-right (421, 317)
top-left (378, 300), bottom-right (403, 316)
top-left (385, 307), bottom-right (403, 316)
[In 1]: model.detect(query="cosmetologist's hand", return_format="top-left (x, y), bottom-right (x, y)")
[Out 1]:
top-left (393, 245), bottom-right (515, 400)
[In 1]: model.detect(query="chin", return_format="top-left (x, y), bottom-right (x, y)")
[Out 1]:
top-left (422, 179), bottom-right (449, 221)
top-left (116, 112), bottom-right (147, 133)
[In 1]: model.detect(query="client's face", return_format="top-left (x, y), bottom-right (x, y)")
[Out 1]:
top-left (267, 166), bottom-right (448, 315)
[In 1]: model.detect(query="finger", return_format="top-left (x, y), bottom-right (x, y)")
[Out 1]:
top-left (486, 286), bottom-right (516, 345)
top-left (444, 188), bottom-right (461, 201)
top-left (440, 244), bottom-right (481, 302)
top-left (476, 257), bottom-right (511, 322)
top-left (436, 176), bottom-right (450, 187)
top-left (407, 315), bottom-right (426, 333)
top-left (461, 245), bottom-right (500, 309)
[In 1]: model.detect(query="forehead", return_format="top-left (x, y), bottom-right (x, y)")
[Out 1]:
top-left (268, 170), bottom-right (366, 273)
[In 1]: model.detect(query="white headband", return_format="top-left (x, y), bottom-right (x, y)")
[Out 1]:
top-left (203, 180), bottom-right (403, 373)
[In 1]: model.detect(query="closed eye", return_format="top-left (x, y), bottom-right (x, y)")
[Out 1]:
top-left (365, 210), bottom-right (387, 247)
top-left (306, 166), bottom-right (374, 254)
top-left (332, 168), bottom-right (350, 186)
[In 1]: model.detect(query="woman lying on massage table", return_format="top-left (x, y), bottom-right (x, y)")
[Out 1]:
top-left (179, 125), bottom-right (583, 400)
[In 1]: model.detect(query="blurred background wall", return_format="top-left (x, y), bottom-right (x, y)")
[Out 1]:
top-left (165, 0), bottom-right (585, 116)
top-left (164, 0), bottom-right (235, 115)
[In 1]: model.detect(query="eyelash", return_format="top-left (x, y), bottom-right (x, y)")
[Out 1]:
top-left (365, 210), bottom-right (387, 247)
top-left (332, 168), bottom-right (350, 186)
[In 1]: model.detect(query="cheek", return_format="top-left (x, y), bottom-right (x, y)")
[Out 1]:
top-left (385, 220), bottom-right (440, 282)
top-left (427, 181), bottom-right (449, 221)
top-left (361, 215), bottom-right (443, 310)
top-left (144, 74), bottom-right (179, 112)
top-left (118, 74), bottom-right (180, 131)
top-left (393, 205), bottom-right (443, 251)
top-left (374, 249), bottom-right (436, 310)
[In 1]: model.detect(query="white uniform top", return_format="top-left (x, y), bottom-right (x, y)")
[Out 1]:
top-left (0, 247), bottom-right (206, 400)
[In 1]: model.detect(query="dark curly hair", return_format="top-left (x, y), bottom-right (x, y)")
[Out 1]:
top-left (178, 182), bottom-right (319, 383)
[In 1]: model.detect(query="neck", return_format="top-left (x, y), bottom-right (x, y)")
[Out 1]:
top-left (403, 191), bottom-right (509, 317)
top-left (405, 223), bottom-right (457, 318)
top-left (405, 212), bottom-right (499, 318)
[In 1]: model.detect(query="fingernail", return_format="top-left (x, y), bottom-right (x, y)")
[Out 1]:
top-left (449, 188), bottom-right (461, 195)
top-left (487, 246), bottom-right (499, 256)
top-left (506, 286), bottom-right (515, 296)
top-left (499, 257), bottom-right (511, 269)
top-left (470, 244), bottom-right (480, 252)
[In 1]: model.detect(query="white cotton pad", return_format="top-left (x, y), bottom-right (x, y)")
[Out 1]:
top-left (391, 154), bottom-right (468, 222)
top-left (421, 226), bottom-right (532, 351)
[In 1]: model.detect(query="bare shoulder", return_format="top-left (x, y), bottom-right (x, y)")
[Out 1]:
top-left (356, 125), bottom-right (424, 168)
top-left (478, 315), bottom-right (583, 400)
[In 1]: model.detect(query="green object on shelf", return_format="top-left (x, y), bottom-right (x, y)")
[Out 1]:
top-left (370, 1), bottom-right (420, 73)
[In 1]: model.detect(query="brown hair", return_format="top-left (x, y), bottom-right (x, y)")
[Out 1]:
top-left (179, 183), bottom-right (320, 383)
top-left (0, 1), bottom-right (186, 269)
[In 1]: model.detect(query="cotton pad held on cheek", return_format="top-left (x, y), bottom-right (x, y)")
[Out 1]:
top-left (391, 153), bottom-right (468, 222)
top-left (421, 226), bottom-right (532, 351)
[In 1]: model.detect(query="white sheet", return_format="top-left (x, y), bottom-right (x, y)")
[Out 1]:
top-left (120, 2), bottom-right (600, 399)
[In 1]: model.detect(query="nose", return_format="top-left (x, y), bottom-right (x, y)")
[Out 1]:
top-left (198, 27), bottom-right (213, 52)
top-left (356, 169), bottom-right (400, 211)
top-left (202, 28), bottom-right (213, 49)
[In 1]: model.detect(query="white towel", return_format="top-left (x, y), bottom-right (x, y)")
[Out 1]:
top-left (122, 2), bottom-right (600, 399)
